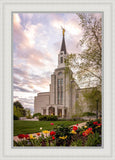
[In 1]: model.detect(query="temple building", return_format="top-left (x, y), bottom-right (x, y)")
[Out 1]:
top-left (34, 29), bottom-right (100, 119)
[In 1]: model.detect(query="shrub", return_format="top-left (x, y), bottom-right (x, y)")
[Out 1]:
top-left (33, 113), bottom-right (42, 118)
top-left (26, 115), bottom-right (32, 119)
top-left (82, 112), bottom-right (96, 117)
top-left (39, 115), bottom-right (58, 121)
top-left (14, 115), bottom-right (19, 120)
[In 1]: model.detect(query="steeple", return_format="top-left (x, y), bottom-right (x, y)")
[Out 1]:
top-left (60, 27), bottom-right (66, 54)
top-left (58, 27), bottom-right (68, 68)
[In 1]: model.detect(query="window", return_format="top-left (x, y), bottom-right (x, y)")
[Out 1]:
top-left (43, 109), bottom-right (46, 115)
top-left (49, 107), bottom-right (55, 115)
top-left (58, 109), bottom-right (62, 117)
top-left (57, 78), bottom-right (63, 105)
top-left (58, 72), bottom-right (62, 76)
top-left (60, 57), bottom-right (63, 63)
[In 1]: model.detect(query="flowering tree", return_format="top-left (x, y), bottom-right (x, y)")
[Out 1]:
top-left (65, 13), bottom-right (102, 87)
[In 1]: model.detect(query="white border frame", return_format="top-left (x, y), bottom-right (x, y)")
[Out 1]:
top-left (0, 0), bottom-right (115, 160)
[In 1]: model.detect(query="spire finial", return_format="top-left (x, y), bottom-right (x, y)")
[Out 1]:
top-left (61, 26), bottom-right (65, 36)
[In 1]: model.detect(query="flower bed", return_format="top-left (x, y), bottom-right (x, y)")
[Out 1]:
top-left (14, 119), bottom-right (102, 146)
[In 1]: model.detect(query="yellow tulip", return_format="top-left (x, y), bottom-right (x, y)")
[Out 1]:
top-left (84, 126), bottom-right (87, 129)
top-left (42, 130), bottom-right (50, 134)
top-left (59, 135), bottom-right (67, 139)
top-left (29, 134), bottom-right (36, 139)
top-left (70, 130), bottom-right (77, 134)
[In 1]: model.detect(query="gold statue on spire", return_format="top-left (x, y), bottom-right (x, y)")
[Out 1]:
top-left (61, 26), bottom-right (65, 36)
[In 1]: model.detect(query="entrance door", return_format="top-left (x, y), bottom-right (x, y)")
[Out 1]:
top-left (58, 109), bottom-right (62, 117)
top-left (49, 107), bottom-right (55, 115)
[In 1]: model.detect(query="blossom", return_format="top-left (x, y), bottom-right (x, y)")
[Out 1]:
top-left (36, 132), bottom-right (40, 136)
top-left (18, 134), bottom-right (25, 139)
top-left (76, 124), bottom-right (78, 126)
top-left (59, 135), bottom-right (67, 140)
top-left (52, 136), bottom-right (55, 140)
top-left (82, 128), bottom-right (94, 136)
top-left (50, 131), bottom-right (56, 136)
top-left (95, 126), bottom-right (100, 129)
top-left (42, 130), bottom-right (50, 134)
top-left (88, 128), bottom-right (92, 131)
top-left (93, 121), bottom-right (98, 125)
top-left (25, 134), bottom-right (29, 139)
top-left (82, 132), bottom-right (87, 136)
top-left (70, 130), bottom-right (77, 134)
top-left (40, 127), bottom-right (42, 130)
top-left (29, 134), bottom-right (36, 139)
top-left (84, 126), bottom-right (87, 129)
top-left (50, 123), bottom-right (54, 125)
top-left (98, 123), bottom-right (102, 126)
top-left (73, 126), bottom-right (78, 131)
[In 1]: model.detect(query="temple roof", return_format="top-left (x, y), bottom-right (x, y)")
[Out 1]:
top-left (60, 28), bottom-right (67, 54)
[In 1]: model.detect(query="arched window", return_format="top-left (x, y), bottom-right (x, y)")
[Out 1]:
top-left (58, 72), bottom-right (62, 76)
top-left (60, 57), bottom-right (63, 63)
top-left (49, 107), bottom-right (55, 115)
top-left (57, 78), bottom-right (63, 105)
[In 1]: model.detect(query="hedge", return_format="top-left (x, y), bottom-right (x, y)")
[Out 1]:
top-left (39, 115), bottom-right (58, 121)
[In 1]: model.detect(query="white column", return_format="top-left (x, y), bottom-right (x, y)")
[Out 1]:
top-left (46, 108), bottom-right (48, 115)
top-left (55, 107), bottom-right (57, 116)
top-left (62, 108), bottom-right (64, 118)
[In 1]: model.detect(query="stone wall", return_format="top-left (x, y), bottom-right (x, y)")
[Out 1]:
top-left (34, 92), bottom-right (50, 114)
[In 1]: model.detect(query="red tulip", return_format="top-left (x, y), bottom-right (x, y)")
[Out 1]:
top-left (50, 131), bottom-right (56, 136)
top-left (50, 123), bottom-right (54, 125)
top-left (25, 134), bottom-right (29, 139)
top-left (88, 128), bottom-right (92, 131)
top-left (73, 126), bottom-right (78, 131)
top-left (52, 136), bottom-right (55, 140)
top-left (18, 134), bottom-right (25, 139)
top-left (93, 121), bottom-right (98, 125)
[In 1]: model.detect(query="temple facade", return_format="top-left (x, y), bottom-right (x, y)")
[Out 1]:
top-left (34, 29), bottom-right (92, 118)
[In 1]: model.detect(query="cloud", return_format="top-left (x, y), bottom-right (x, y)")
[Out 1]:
top-left (14, 85), bottom-right (32, 93)
top-left (13, 13), bottom-right (89, 111)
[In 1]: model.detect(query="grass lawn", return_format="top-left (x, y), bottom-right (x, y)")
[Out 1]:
top-left (14, 120), bottom-right (84, 136)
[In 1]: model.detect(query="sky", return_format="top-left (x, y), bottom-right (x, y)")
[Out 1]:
top-left (13, 12), bottom-right (101, 113)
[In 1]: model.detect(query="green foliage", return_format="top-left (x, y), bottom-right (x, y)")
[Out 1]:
top-left (65, 13), bottom-right (102, 87)
top-left (71, 139), bottom-right (83, 146)
top-left (54, 124), bottom-right (71, 146)
top-left (82, 112), bottom-right (96, 117)
top-left (82, 87), bottom-right (102, 113)
top-left (39, 115), bottom-right (58, 121)
top-left (85, 132), bottom-right (101, 146)
top-left (14, 105), bottom-right (25, 118)
top-left (33, 113), bottom-right (42, 118)
top-left (14, 140), bottom-right (29, 146)
top-left (13, 101), bottom-right (26, 118)
top-left (14, 101), bottom-right (23, 109)
top-left (14, 115), bottom-right (19, 120)
top-left (25, 108), bottom-right (32, 119)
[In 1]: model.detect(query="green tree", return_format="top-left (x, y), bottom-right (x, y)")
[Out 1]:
top-left (25, 108), bottom-right (32, 119)
top-left (82, 87), bottom-right (102, 115)
top-left (13, 101), bottom-right (26, 118)
top-left (65, 13), bottom-right (102, 87)
top-left (14, 101), bottom-right (23, 109)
